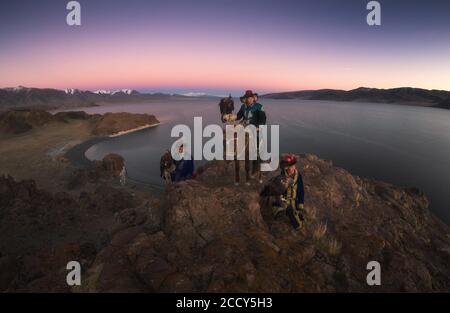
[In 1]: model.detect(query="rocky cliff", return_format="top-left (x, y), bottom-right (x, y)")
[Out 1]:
top-left (1, 155), bottom-right (449, 292)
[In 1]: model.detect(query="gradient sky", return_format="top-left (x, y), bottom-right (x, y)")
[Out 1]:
top-left (1, 0), bottom-right (449, 94)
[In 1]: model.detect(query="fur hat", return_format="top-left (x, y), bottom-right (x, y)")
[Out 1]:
top-left (280, 154), bottom-right (297, 168)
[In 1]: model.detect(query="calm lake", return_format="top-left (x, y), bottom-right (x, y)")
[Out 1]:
top-left (71, 99), bottom-right (450, 224)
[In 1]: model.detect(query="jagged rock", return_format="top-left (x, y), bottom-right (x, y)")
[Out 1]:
top-left (78, 184), bottom-right (138, 213)
top-left (68, 153), bottom-right (125, 188)
top-left (80, 154), bottom-right (450, 292)
top-left (95, 153), bottom-right (125, 175)
top-left (0, 176), bottom-right (80, 256)
top-left (0, 111), bottom-right (53, 134)
top-left (4, 242), bottom-right (97, 292)
top-left (0, 175), bottom-right (141, 292)
top-left (3, 154), bottom-right (450, 292)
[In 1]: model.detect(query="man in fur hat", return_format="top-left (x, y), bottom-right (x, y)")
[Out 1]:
top-left (271, 154), bottom-right (305, 230)
top-left (234, 90), bottom-right (266, 185)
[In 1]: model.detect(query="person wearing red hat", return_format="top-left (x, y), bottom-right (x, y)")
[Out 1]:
top-left (234, 90), bottom-right (266, 185)
top-left (272, 154), bottom-right (305, 230)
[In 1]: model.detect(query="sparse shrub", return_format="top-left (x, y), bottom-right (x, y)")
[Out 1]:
top-left (327, 238), bottom-right (342, 256)
top-left (305, 206), bottom-right (317, 221)
top-left (313, 222), bottom-right (327, 240)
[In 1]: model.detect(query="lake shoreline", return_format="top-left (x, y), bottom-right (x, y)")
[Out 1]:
top-left (64, 120), bottom-right (161, 167)
top-left (64, 136), bottom-right (109, 167)
top-left (64, 120), bottom-right (164, 191)
top-left (109, 122), bottom-right (161, 137)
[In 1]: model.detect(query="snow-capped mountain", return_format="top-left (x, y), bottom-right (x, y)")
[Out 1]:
top-left (112, 89), bottom-right (136, 95)
top-left (64, 88), bottom-right (80, 95)
top-left (2, 86), bottom-right (29, 92)
top-left (182, 92), bottom-right (208, 97)
top-left (94, 89), bottom-right (139, 95)
top-left (94, 89), bottom-right (112, 95)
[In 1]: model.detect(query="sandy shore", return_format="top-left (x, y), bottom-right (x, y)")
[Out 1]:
top-left (64, 136), bottom-right (109, 167)
top-left (109, 122), bottom-right (161, 137)
top-left (65, 121), bottom-right (161, 167)
top-left (0, 110), bottom-right (161, 192)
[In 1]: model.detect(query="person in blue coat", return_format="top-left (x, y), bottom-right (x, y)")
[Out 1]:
top-left (171, 144), bottom-right (194, 182)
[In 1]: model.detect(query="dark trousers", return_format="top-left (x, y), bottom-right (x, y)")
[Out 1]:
top-left (234, 132), bottom-right (260, 183)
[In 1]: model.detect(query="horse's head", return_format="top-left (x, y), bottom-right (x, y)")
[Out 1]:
top-left (218, 95), bottom-right (234, 123)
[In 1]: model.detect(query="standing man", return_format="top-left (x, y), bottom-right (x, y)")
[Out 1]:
top-left (235, 90), bottom-right (266, 185)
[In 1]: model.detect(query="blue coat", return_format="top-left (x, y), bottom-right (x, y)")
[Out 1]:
top-left (295, 174), bottom-right (305, 206)
top-left (236, 102), bottom-right (266, 127)
top-left (171, 158), bottom-right (194, 182)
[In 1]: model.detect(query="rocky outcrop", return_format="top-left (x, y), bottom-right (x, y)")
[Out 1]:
top-left (0, 110), bottom-right (54, 134)
top-left (0, 175), bottom-right (142, 292)
top-left (54, 111), bottom-right (92, 121)
top-left (0, 110), bottom-right (159, 136)
top-left (2, 154), bottom-right (449, 292)
top-left (1, 242), bottom-right (97, 292)
top-left (68, 153), bottom-right (125, 189)
top-left (77, 155), bottom-right (450, 292)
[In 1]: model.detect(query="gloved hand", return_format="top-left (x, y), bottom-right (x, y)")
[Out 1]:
top-left (223, 114), bottom-right (237, 122)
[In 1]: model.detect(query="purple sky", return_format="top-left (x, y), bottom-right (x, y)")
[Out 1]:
top-left (1, 0), bottom-right (449, 94)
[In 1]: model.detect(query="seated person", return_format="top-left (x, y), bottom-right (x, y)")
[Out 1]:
top-left (272, 154), bottom-right (305, 230)
top-left (171, 144), bottom-right (194, 182)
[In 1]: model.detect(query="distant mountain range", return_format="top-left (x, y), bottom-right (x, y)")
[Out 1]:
top-left (1, 86), bottom-right (449, 110)
top-left (0, 86), bottom-right (211, 111)
top-left (262, 87), bottom-right (450, 109)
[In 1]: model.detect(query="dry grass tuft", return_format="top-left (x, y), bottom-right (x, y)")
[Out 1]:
top-left (313, 222), bottom-right (327, 240)
top-left (305, 206), bottom-right (317, 221)
top-left (327, 237), bottom-right (342, 256)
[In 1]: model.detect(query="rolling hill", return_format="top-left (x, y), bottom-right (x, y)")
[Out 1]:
top-left (262, 87), bottom-right (450, 108)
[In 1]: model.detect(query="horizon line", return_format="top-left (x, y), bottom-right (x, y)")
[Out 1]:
top-left (2, 85), bottom-right (450, 96)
